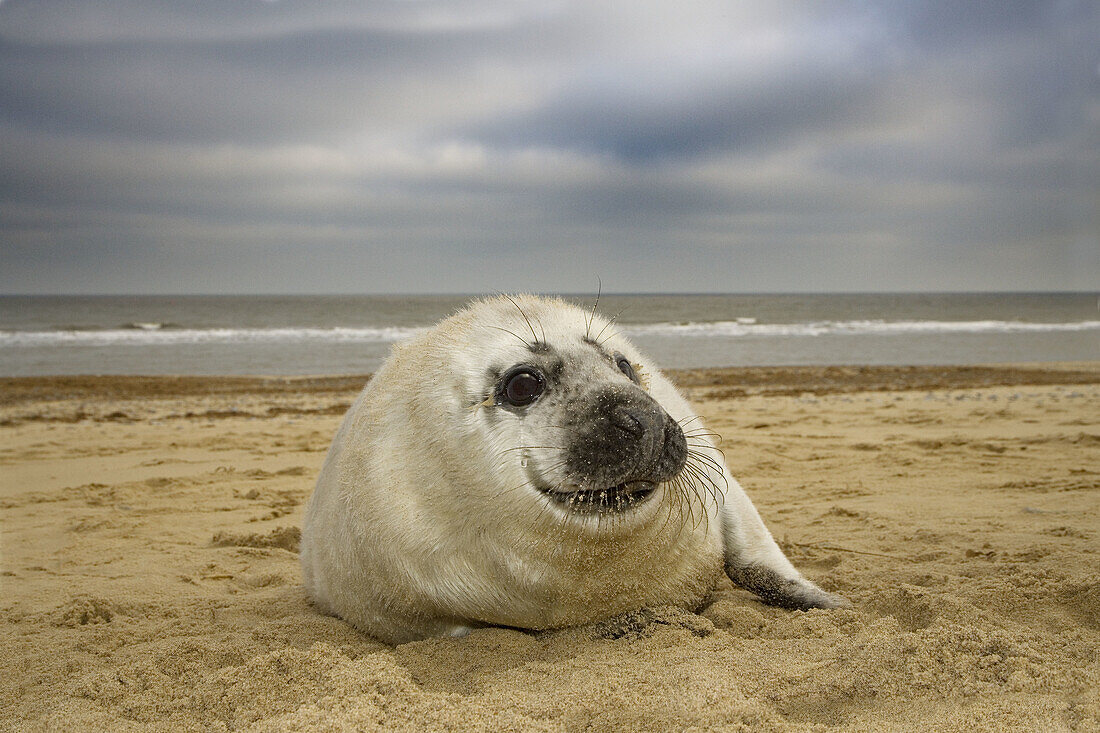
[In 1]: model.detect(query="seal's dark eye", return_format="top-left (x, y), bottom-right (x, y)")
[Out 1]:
top-left (617, 357), bottom-right (638, 383)
top-left (502, 368), bottom-right (544, 406)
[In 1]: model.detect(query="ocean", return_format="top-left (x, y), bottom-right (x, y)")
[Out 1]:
top-left (0, 293), bottom-right (1096, 376)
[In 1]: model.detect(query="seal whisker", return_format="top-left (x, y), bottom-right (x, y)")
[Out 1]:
top-left (683, 453), bottom-right (725, 504)
top-left (683, 435), bottom-right (724, 458)
top-left (684, 443), bottom-right (727, 465)
top-left (595, 326), bottom-right (623, 348)
top-left (500, 292), bottom-right (541, 346)
top-left (656, 483), bottom-right (676, 536)
top-left (485, 324), bottom-right (533, 348)
top-left (496, 445), bottom-right (563, 454)
top-left (692, 452), bottom-right (729, 496)
top-left (688, 444), bottom-right (730, 474)
top-left (592, 306), bottom-right (628, 346)
top-left (585, 278), bottom-right (603, 341)
top-left (677, 429), bottom-right (721, 440)
top-left (487, 457), bottom-right (569, 505)
top-left (678, 474), bottom-right (699, 533)
top-left (509, 472), bottom-right (579, 555)
top-left (683, 432), bottom-right (723, 448)
top-left (683, 427), bottom-right (722, 441)
top-left (678, 457), bottom-right (722, 533)
top-left (683, 447), bottom-right (728, 482)
top-left (675, 470), bottom-right (699, 532)
top-left (490, 480), bottom-right (538, 500)
top-left (684, 434), bottom-right (723, 448)
top-left (683, 474), bottom-right (703, 529)
top-left (499, 460), bottom-right (570, 503)
top-left (677, 465), bottom-right (706, 532)
top-left (536, 459), bottom-right (570, 480)
top-left (685, 438), bottom-right (727, 458)
top-left (660, 482), bottom-right (677, 533)
top-left (535, 313), bottom-right (547, 344)
top-left (660, 475), bottom-right (690, 537)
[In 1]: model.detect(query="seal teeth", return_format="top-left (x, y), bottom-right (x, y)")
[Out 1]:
top-left (540, 480), bottom-right (657, 514)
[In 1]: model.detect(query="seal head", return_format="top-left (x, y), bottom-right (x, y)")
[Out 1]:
top-left (497, 342), bottom-right (687, 515)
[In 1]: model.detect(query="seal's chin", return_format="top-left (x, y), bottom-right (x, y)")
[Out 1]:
top-left (537, 480), bottom-right (657, 514)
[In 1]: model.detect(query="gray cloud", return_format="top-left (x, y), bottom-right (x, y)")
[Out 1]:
top-left (0, 0), bottom-right (1096, 294)
top-left (453, 59), bottom-right (890, 163)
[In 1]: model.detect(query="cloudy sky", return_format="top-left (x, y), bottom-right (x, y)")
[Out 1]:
top-left (1, 0), bottom-right (1097, 294)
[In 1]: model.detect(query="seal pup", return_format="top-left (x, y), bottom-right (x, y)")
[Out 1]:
top-left (301, 295), bottom-right (848, 644)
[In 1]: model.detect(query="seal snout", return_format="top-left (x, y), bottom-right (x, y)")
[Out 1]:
top-left (600, 395), bottom-right (686, 486)
top-left (547, 386), bottom-right (687, 514)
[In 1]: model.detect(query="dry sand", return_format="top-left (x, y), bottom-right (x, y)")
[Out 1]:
top-left (2, 365), bottom-right (1099, 732)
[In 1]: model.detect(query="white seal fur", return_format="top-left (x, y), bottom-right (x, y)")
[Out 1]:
top-left (301, 295), bottom-right (848, 643)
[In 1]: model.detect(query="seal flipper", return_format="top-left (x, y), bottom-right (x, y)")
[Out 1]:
top-left (719, 478), bottom-right (851, 610)
top-left (726, 562), bottom-right (850, 610)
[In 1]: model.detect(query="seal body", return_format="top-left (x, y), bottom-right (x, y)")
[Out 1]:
top-left (301, 295), bottom-right (846, 644)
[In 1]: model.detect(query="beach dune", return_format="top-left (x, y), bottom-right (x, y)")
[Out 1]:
top-left (2, 365), bottom-right (1099, 731)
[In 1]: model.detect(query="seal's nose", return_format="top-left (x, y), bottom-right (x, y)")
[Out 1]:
top-left (564, 387), bottom-right (686, 490)
top-left (609, 404), bottom-right (654, 440)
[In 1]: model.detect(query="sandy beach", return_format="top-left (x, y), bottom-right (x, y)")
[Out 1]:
top-left (2, 364), bottom-right (1099, 732)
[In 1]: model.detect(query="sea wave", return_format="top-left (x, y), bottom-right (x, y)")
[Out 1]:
top-left (0, 326), bottom-right (428, 347)
top-left (623, 319), bottom-right (1100, 338)
top-left (0, 319), bottom-right (1096, 348)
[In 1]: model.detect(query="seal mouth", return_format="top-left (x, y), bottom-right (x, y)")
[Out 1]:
top-left (538, 480), bottom-right (657, 515)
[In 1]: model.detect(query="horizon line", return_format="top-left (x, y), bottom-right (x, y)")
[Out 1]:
top-left (1, 289), bottom-right (1097, 298)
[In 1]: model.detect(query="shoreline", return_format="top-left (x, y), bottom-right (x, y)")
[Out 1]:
top-left (3, 362), bottom-right (1098, 406)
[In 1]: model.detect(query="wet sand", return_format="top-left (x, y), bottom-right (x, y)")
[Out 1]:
top-left (2, 364), bottom-right (1099, 731)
